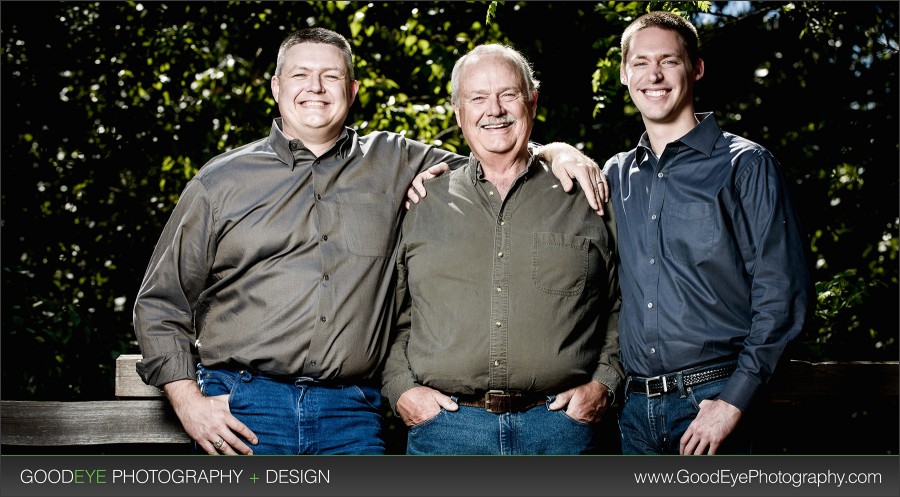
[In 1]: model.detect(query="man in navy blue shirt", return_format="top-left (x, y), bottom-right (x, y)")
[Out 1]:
top-left (603, 11), bottom-right (813, 454)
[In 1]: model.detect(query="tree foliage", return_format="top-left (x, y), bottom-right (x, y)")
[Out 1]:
top-left (2, 1), bottom-right (897, 401)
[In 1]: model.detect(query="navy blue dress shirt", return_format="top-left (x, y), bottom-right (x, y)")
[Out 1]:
top-left (602, 113), bottom-right (812, 410)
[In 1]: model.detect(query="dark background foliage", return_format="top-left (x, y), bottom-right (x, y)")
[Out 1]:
top-left (1, 0), bottom-right (897, 419)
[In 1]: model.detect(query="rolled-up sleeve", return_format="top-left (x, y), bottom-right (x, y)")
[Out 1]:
top-left (133, 178), bottom-right (216, 387)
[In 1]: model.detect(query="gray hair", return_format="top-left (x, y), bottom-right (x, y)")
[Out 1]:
top-left (275, 27), bottom-right (354, 79)
top-left (450, 44), bottom-right (540, 105)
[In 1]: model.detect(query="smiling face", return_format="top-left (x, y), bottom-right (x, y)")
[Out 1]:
top-left (271, 42), bottom-right (359, 151)
top-left (453, 54), bottom-right (537, 165)
top-left (621, 26), bottom-right (704, 132)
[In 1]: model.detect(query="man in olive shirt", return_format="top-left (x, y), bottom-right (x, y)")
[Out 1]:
top-left (381, 44), bottom-right (623, 454)
top-left (133, 28), bottom-right (605, 455)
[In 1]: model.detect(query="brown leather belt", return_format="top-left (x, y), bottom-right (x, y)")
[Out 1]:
top-left (454, 390), bottom-right (547, 413)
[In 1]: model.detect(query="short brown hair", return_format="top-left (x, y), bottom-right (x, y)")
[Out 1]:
top-left (621, 11), bottom-right (700, 66)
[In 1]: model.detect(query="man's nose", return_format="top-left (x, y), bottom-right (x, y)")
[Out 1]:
top-left (306, 74), bottom-right (324, 92)
top-left (487, 94), bottom-right (504, 115)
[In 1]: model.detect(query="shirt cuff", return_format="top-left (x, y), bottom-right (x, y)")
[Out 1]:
top-left (135, 352), bottom-right (197, 388)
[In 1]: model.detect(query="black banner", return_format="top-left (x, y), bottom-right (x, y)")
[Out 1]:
top-left (2, 455), bottom-right (898, 497)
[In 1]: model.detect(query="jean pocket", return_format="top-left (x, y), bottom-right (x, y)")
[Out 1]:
top-left (350, 385), bottom-right (385, 411)
top-left (531, 232), bottom-right (590, 296)
top-left (408, 409), bottom-right (446, 431)
top-left (553, 409), bottom-right (595, 427)
top-left (197, 368), bottom-right (239, 402)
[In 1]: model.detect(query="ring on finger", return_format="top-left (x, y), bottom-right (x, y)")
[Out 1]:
top-left (213, 438), bottom-right (225, 450)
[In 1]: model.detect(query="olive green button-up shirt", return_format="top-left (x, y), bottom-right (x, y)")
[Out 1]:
top-left (133, 119), bottom-right (465, 387)
top-left (382, 153), bottom-right (623, 411)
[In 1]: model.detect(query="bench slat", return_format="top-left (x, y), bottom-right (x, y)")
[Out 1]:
top-left (0, 400), bottom-right (189, 445)
top-left (770, 360), bottom-right (899, 400)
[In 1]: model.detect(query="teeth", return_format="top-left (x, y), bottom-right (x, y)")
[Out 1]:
top-left (483, 123), bottom-right (509, 129)
top-left (645, 90), bottom-right (667, 97)
top-left (303, 102), bottom-right (326, 108)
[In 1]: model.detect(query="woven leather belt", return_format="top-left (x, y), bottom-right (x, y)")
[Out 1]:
top-left (628, 364), bottom-right (736, 398)
top-left (455, 390), bottom-right (546, 413)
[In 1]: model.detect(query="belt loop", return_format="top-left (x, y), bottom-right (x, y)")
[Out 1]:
top-left (675, 371), bottom-right (686, 398)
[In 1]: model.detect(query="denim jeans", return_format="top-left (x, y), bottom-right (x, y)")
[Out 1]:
top-left (406, 396), bottom-right (597, 455)
top-left (618, 376), bottom-right (752, 454)
top-left (196, 365), bottom-right (385, 454)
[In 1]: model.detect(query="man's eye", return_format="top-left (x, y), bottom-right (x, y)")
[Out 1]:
top-left (324, 75), bottom-right (340, 81)
top-left (470, 96), bottom-right (486, 103)
top-left (501, 92), bottom-right (519, 102)
top-left (293, 73), bottom-right (308, 79)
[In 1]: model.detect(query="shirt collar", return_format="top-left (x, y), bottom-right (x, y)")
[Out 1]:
top-left (637, 112), bottom-right (721, 159)
top-left (465, 146), bottom-right (539, 185)
top-left (268, 118), bottom-right (352, 170)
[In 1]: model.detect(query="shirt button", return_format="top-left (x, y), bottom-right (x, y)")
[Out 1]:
top-left (322, 235), bottom-right (328, 241)
top-left (495, 321), bottom-right (502, 328)
top-left (488, 191), bottom-right (495, 196)
top-left (649, 258), bottom-right (655, 264)
top-left (651, 214), bottom-right (657, 220)
top-left (650, 348), bottom-right (656, 354)
top-left (494, 360), bottom-right (501, 367)
top-left (647, 302), bottom-right (653, 309)
top-left (657, 172), bottom-right (664, 178)
top-left (497, 252), bottom-right (503, 258)
top-left (496, 287), bottom-right (502, 292)
top-left (320, 316), bottom-right (327, 322)
top-left (316, 193), bottom-right (322, 200)
top-left (499, 219), bottom-right (505, 225)
top-left (310, 360), bottom-right (317, 366)
top-left (323, 274), bottom-right (329, 281)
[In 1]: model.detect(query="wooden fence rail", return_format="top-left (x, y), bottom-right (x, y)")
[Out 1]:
top-left (1, 355), bottom-right (897, 447)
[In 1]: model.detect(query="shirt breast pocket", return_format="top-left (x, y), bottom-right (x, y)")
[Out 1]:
top-left (662, 202), bottom-right (715, 265)
top-left (531, 232), bottom-right (590, 296)
top-left (339, 192), bottom-right (397, 257)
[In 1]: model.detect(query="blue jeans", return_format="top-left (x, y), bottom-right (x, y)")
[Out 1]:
top-left (618, 376), bottom-right (752, 454)
top-left (196, 365), bottom-right (385, 454)
top-left (406, 396), bottom-right (597, 454)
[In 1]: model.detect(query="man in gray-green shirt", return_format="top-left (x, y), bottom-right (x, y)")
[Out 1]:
top-left (132, 28), bottom-right (606, 456)
top-left (381, 44), bottom-right (623, 454)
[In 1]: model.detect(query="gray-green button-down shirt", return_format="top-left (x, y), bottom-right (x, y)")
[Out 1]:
top-left (133, 118), bottom-right (465, 387)
top-left (382, 153), bottom-right (623, 411)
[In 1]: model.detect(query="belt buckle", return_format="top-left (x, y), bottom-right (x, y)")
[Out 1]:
top-left (484, 389), bottom-right (508, 413)
top-left (644, 375), bottom-right (667, 398)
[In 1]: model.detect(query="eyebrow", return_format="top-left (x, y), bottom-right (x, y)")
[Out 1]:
top-left (630, 52), bottom-right (682, 61)
top-left (285, 64), bottom-right (345, 74)
top-left (465, 86), bottom-right (520, 95)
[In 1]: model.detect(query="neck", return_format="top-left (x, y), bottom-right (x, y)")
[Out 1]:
top-left (644, 112), bottom-right (699, 156)
top-left (479, 153), bottom-right (528, 200)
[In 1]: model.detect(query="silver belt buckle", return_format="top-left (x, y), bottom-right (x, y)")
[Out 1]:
top-left (484, 389), bottom-right (507, 413)
top-left (645, 375), bottom-right (667, 397)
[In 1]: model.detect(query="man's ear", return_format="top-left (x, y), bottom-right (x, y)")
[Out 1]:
top-left (348, 79), bottom-right (360, 105)
top-left (271, 75), bottom-right (280, 103)
top-left (620, 64), bottom-right (627, 86)
top-left (693, 58), bottom-right (705, 81)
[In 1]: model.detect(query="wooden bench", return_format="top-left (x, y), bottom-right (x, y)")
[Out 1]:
top-left (1, 355), bottom-right (189, 446)
top-left (1, 355), bottom-right (897, 448)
